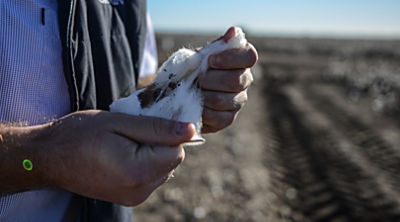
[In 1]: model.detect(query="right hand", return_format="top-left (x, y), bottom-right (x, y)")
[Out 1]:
top-left (32, 110), bottom-right (195, 206)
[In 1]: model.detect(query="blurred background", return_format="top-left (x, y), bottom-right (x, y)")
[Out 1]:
top-left (134, 1), bottom-right (400, 221)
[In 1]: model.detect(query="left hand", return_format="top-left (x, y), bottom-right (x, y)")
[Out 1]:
top-left (199, 38), bottom-right (258, 133)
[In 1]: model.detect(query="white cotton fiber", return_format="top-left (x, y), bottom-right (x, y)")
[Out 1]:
top-left (110, 26), bottom-right (248, 146)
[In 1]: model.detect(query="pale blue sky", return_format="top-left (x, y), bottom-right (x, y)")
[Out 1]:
top-left (148, 0), bottom-right (400, 38)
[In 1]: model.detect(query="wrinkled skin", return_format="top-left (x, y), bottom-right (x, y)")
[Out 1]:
top-left (199, 28), bottom-right (258, 133)
top-left (0, 27), bottom-right (258, 207)
top-left (0, 111), bottom-right (194, 206)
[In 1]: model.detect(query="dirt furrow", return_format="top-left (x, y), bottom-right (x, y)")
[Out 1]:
top-left (265, 81), bottom-right (400, 221)
top-left (304, 85), bottom-right (400, 188)
top-left (265, 87), bottom-right (358, 222)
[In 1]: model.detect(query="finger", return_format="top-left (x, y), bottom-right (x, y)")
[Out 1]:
top-left (203, 90), bottom-right (248, 111)
top-left (151, 170), bottom-right (175, 187)
top-left (208, 43), bottom-right (258, 69)
top-left (199, 69), bottom-right (253, 93)
top-left (143, 145), bottom-right (185, 179)
top-left (209, 26), bottom-right (236, 45)
top-left (118, 145), bottom-right (184, 206)
top-left (109, 114), bottom-right (196, 146)
top-left (123, 144), bottom-right (183, 189)
top-left (202, 108), bottom-right (238, 132)
top-left (222, 26), bottom-right (236, 42)
top-left (124, 170), bottom-right (175, 206)
top-left (130, 145), bottom-right (184, 200)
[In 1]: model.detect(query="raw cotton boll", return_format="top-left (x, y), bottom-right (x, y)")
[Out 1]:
top-left (154, 48), bottom-right (202, 86)
top-left (110, 26), bottom-right (248, 146)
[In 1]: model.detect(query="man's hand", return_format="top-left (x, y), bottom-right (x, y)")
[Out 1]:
top-left (199, 29), bottom-right (258, 133)
top-left (0, 110), bottom-right (195, 206)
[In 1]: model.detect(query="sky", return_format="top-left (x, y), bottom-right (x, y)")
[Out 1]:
top-left (148, 0), bottom-right (400, 38)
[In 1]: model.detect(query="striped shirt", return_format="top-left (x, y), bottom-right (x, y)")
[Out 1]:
top-left (0, 0), bottom-right (157, 221)
top-left (0, 0), bottom-right (72, 221)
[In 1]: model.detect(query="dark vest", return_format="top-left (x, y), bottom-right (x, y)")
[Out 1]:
top-left (58, 0), bottom-right (146, 111)
top-left (57, 0), bottom-right (147, 221)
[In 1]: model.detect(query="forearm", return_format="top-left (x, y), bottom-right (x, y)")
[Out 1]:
top-left (0, 124), bottom-right (51, 194)
top-left (0, 111), bottom-right (192, 205)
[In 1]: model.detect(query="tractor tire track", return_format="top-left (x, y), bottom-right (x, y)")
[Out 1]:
top-left (264, 82), bottom-right (400, 222)
top-left (265, 87), bottom-right (355, 222)
top-left (304, 85), bottom-right (400, 188)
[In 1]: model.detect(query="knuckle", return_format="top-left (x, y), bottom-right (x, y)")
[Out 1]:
top-left (247, 70), bottom-right (254, 85)
top-left (168, 146), bottom-right (185, 168)
top-left (243, 92), bottom-right (249, 104)
top-left (176, 146), bottom-right (185, 164)
top-left (241, 70), bottom-right (253, 89)
top-left (233, 91), bottom-right (248, 111)
top-left (241, 90), bottom-right (249, 103)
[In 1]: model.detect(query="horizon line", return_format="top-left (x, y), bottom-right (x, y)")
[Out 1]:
top-left (153, 27), bottom-right (400, 41)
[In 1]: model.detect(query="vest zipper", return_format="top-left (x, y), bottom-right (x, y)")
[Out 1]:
top-left (65, 0), bottom-right (80, 111)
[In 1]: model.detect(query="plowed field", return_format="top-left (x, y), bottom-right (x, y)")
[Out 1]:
top-left (133, 34), bottom-right (400, 222)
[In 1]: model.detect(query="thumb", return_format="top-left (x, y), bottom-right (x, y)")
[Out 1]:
top-left (222, 26), bottom-right (236, 43)
top-left (110, 113), bottom-right (196, 146)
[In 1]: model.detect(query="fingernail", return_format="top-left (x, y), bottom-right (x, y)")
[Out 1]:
top-left (175, 123), bottom-right (187, 136)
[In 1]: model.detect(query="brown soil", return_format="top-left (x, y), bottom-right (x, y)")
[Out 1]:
top-left (133, 33), bottom-right (400, 222)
